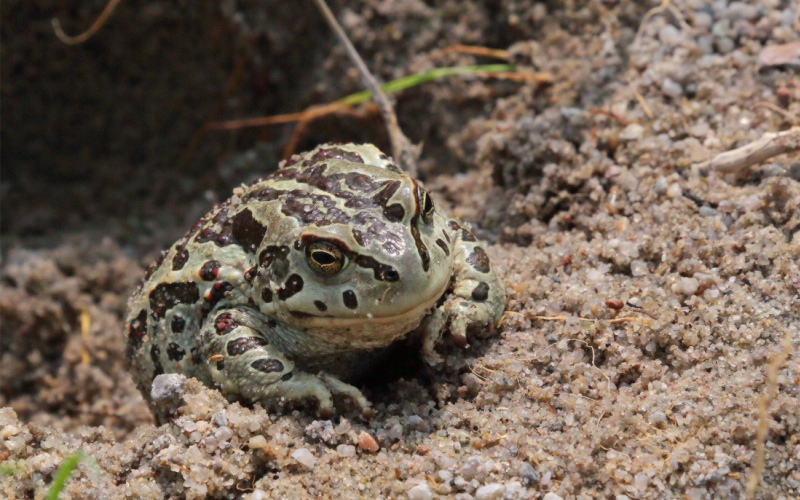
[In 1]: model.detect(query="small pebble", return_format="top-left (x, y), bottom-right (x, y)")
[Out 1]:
top-left (1, 425), bottom-right (19, 439)
top-left (699, 206), bottom-right (717, 217)
top-left (653, 176), bottom-right (668, 194)
top-left (672, 277), bottom-right (700, 296)
top-left (666, 183), bottom-right (682, 199)
top-left (649, 411), bottom-right (667, 425)
top-left (406, 415), bottom-right (423, 428)
top-left (635, 472), bottom-right (650, 491)
top-left (291, 448), bottom-right (317, 468)
top-left (475, 483), bottom-right (505, 500)
top-left (459, 455), bottom-right (482, 481)
top-left (388, 423), bottom-right (404, 441)
top-left (248, 435), bottom-right (268, 449)
top-left (694, 11), bottom-right (713, 29)
top-left (662, 78), bottom-right (683, 98)
top-left (715, 36), bottom-right (735, 53)
top-left (336, 444), bottom-right (356, 458)
top-left (212, 410), bottom-right (228, 427)
top-left (407, 483), bottom-right (432, 500)
top-left (658, 25), bottom-right (682, 44)
top-left (358, 431), bottom-right (380, 452)
top-left (437, 470), bottom-right (454, 483)
top-left (150, 374), bottom-right (186, 402)
top-left (620, 124), bottom-right (643, 141)
top-left (630, 260), bottom-right (649, 276)
top-left (543, 493), bottom-right (563, 500)
top-left (518, 462), bottom-right (539, 486)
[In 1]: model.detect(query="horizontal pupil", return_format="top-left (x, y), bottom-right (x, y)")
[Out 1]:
top-left (313, 251), bottom-right (337, 265)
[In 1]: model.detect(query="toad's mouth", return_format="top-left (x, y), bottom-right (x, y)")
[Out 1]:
top-left (281, 281), bottom-right (449, 329)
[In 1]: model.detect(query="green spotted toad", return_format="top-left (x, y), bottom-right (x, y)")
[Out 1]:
top-left (125, 143), bottom-right (505, 417)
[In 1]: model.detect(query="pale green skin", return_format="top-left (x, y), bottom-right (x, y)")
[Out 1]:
top-left (125, 144), bottom-right (505, 417)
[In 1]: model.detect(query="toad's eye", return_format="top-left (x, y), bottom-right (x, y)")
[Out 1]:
top-left (305, 241), bottom-right (347, 276)
top-left (418, 187), bottom-right (435, 224)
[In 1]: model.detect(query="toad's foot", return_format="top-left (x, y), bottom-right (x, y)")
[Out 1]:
top-left (202, 307), bottom-right (371, 418)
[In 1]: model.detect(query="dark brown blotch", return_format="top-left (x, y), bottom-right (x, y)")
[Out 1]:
top-left (214, 312), bottom-right (238, 335)
top-left (258, 245), bottom-right (290, 267)
top-left (199, 260), bottom-right (222, 281)
top-left (244, 266), bottom-right (258, 283)
top-left (410, 224), bottom-right (430, 272)
top-left (172, 247), bottom-right (190, 271)
top-left (203, 281), bottom-right (234, 312)
top-left (150, 345), bottom-right (164, 377)
top-left (471, 282), bottom-right (490, 302)
top-left (372, 180), bottom-right (401, 208)
top-left (447, 220), bottom-right (462, 231)
top-left (167, 342), bottom-right (186, 361)
top-left (354, 255), bottom-right (400, 282)
top-left (313, 300), bottom-right (328, 312)
top-left (194, 201), bottom-right (238, 248)
top-left (126, 310), bottom-right (148, 358)
top-left (171, 315), bottom-right (186, 334)
top-left (232, 208), bottom-right (267, 253)
top-left (261, 288), bottom-right (273, 303)
top-left (191, 347), bottom-right (202, 365)
top-left (149, 282), bottom-right (200, 319)
top-left (251, 358), bottom-right (285, 374)
top-left (145, 250), bottom-right (167, 280)
top-left (343, 290), bottom-right (358, 309)
top-left (352, 229), bottom-right (366, 247)
top-left (461, 229), bottom-right (477, 242)
top-left (227, 336), bottom-right (268, 356)
top-left (278, 274), bottom-right (304, 300)
top-left (344, 171), bottom-right (380, 192)
top-left (312, 147), bottom-right (364, 164)
top-left (466, 247), bottom-right (491, 273)
top-left (260, 245), bottom-right (291, 280)
top-left (384, 203), bottom-right (406, 222)
top-left (435, 238), bottom-right (450, 256)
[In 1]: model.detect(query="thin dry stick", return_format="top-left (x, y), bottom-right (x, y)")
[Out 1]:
top-left (632, 89), bottom-right (654, 119)
top-left (694, 128), bottom-right (800, 174)
top-left (795, 0), bottom-right (800, 32)
top-left (79, 309), bottom-right (91, 365)
top-left (633, 0), bottom-right (696, 48)
top-left (503, 312), bottom-right (654, 327)
top-left (745, 329), bottom-right (793, 499)
top-left (440, 44), bottom-right (510, 61)
top-left (52, 0), bottom-right (123, 45)
top-left (311, 0), bottom-right (418, 177)
top-left (754, 102), bottom-right (800, 125)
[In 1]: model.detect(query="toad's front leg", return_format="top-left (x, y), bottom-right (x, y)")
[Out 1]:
top-left (421, 220), bottom-right (506, 361)
top-left (201, 306), bottom-right (372, 418)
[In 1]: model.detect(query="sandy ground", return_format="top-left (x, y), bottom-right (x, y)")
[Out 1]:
top-left (2, 0), bottom-right (799, 498)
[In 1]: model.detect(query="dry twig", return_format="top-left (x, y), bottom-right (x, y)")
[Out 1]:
top-left (312, 0), bottom-right (418, 177)
top-left (745, 329), bottom-right (793, 499)
top-left (500, 311), bottom-right (654, 328)
top-left (440, 44), bottom-right (510, 61)
top-left (694, 128), bottom-right (800, 174)
top-left (52, 0), bottom-right (123, 45)
top-left (633, 0), bottom-right (696, 49)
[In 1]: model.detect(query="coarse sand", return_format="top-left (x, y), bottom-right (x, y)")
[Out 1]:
top-left (1, 0), bottom-right (798, 498)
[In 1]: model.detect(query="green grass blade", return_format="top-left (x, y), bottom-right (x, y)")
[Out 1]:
top-left (46, 452), bottom-right (85, 500)
top-left (337, 64), bottom-right (516, 106)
